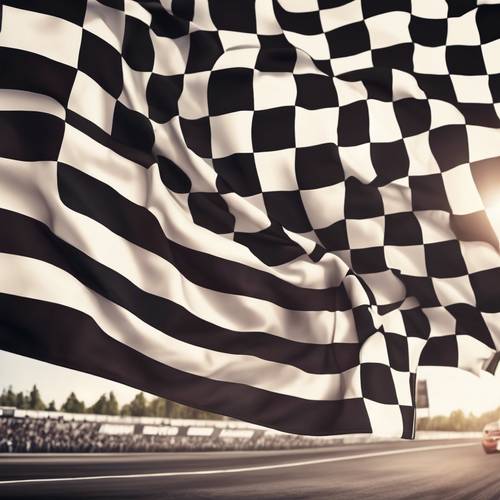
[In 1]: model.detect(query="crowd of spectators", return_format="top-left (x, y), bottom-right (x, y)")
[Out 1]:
top-left (0, 416), bottom-right (339, 453)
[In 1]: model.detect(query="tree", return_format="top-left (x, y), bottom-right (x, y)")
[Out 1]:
top-left (89, 394), bottom-right (108, 415)
top-left (47, 400), bottom-right (57, 412)
top-left (107, 392), bottom-right (119, 415)
top-left (15, 391), bottom-right (29, 409)
top-left (29, 385), bottom-right (46, 410)
top-left (61, 392), bottom-right (85, 413)
top-left (0, 386), bottom-right (16, 407)
top-left (148, 397), bottom-right (167, 417)
top-left (129, 392), bottom-right (148, 416)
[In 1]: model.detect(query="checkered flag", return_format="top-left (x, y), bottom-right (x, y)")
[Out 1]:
top-left (0, 0), bottom-right (499, 438)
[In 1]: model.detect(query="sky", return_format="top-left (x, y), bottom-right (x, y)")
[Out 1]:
top-left (2, 350), bottom-right (500, 417)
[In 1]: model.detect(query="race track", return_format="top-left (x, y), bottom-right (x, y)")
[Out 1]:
top-left (0, 439), bottom-right (497, 499)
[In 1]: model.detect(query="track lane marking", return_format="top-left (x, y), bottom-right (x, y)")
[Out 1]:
top-left (0, 442), bottom-right (476, 485)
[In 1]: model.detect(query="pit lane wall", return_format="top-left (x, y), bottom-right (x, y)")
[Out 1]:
top-left (0, 406), bottom-right (482, 444)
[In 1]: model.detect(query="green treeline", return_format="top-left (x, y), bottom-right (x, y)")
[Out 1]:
top-left (417, 407), bottom-right (500, 432)
top-left (0, 385), bottom-right (223, 419)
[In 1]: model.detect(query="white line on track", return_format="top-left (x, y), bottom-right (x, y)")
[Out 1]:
top-left (0, 442), bottom-right (476, 485)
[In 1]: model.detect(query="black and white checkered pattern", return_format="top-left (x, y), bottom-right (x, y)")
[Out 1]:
top-left (0, 0), bottom-right (499, 438)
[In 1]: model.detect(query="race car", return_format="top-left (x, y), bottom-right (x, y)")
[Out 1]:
top-left (482, 421), bottom-right (500, 454)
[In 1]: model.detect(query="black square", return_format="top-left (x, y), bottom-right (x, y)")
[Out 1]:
top-left (393, 98), bottom-right (431, 138)
top-left (326, 22), bottom-right (370, 59)
top-left (4, 0), bottom-right (87, 26)
top-left (209, 0), bottom-right (256, 33)
top-left (79, 30), bottom-right (123, 98)
top-left (256, 46), bottom-right (297, 73)
top-left (401, 308), bottom-right (430, 339)
top-left (456, 103), bottom-right (500, 128)
top-left (252, 107), bottom-right (295, 152)
top-left (122, 16), bottom-right (154, 72)
top-left (446, 45), bottom-right (486, 75)
top-left (179, 117), bottom-right (211, 158)
top-left (234, 222), bottom-right (304, 266)
top-left (294, 74), bottom-right (338, 109)
top-left (429, 125), bottom-right (469, 172)
top-left (315, 220), bottom-right (349, 251)
top-left (469, 268), bottom-right (500, 313)
top-left (400, 404), bottom-right (415, 439)
top-left (419, 336), bottom-right (458, 367)
top-left (489, 74), bottom-right (500, 102)
top-left (361, 0), bottom-right (411, 18)
top-left (410, 174), bottom-right (450, 212)
top-left (214, 153), bottom-right (261, 197)
top-left (319, 0), bottom-right (352, 7)
top-left (344, 177), bottom-right (384, 219)
top-left (447, 0), bottom-right (476, 17)
top-left (98, 0), bottom-right (124, 8)
top-left (273, 2), bottom-right (322, 35)
top-left (263, 191), bottom-right (312, 233)
top-left (351, 247), bottom-right (387, 274)
top-left (372, 44), bottom-right (414, 73)
top-left (409, 16), bottom-right (447, 47)
top-left (185, 31), bottom-right (223, 73)
top-left (188, 193), bottom-right (235, 234)
top-left (157, 155), bottom-right (191, 193)
top-left (296, 144), bottom-right (343, 189)
top-left (415, 74), bottom-right (456, 102)
top-left (477, 5), bottom-right (500, 44)
top-left (146, 74), bottom-right (183, 123)
top-left (353, 305), bottom-right (377, 342)
top-left (384, 213), bottom-right (423, 246)
top-left (400, 275), bottom-right (440, 308)
top-left (337, 101), bottom-right (369, 147)
top-left (370, 140), bottom-right (409, 185)
top-left (150, 6), bottom-right (190, 38)
top-left (208, 69), bottom-right (254, 116)
top-left (360, 363), bottom-right (398, 405)
top-left (448, 303), bottom-right (494, 348)
top-left (343, 67), bottom-right (393, 102)
top-left (424, 240), bottom-right (468, 278)
top-left (385, 333), bottom-right (409, 372)
top-left (112, 102), bottom-right (154, 153)
top-left (171, 0), bottom-right (194, 21)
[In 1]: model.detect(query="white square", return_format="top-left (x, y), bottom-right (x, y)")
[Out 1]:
top-left (124, 0), bottom-right (152, 24)
top-left (68, 71), bottom-right (116, 134)
top-left (336, 79), bottom-right (368, 106)
top-left (457, 335), bottom-right (495, 374)
top-left (482, 312), bottom-right (500, 350)
top-left (152, 34), bottom-right (189, 76)
top-left (253, 72), bottom-right (297, 111)
top-left (279, 0), bottom-right (319, 12)
top-left (366, 12), bottom-right (411, 50)
top-left (254, 148), bottom-right (297, 192)
top-left (425, 307), bottom-right (457, 338)
top-left (368, 100), bottom-right (402, 142)
top-left (284, 31), bottom-right (331, 60)
top-left (460, 240), bottom-right (499, 274)
top-left (256, 0), bottom-right (283, 35)
top-left (467, 124), bottom-right (500, 163)
top-left (359, 332), bottom-right (390, 364)
top-left (346, 216), bottom-right (385, 249)
top-left (363, 399), bottom-right (404, 438)
top-left (0, 6), bottom-right (82, 68)
top-left (84, 0), bottom-right (125, 52)
top-left (212, 48), bottom-right (259, 71)
top-left (432, 276), bottom-right (476, 307)
top-left (120, 62), bottom-right (150, 117)
top-left (218, 30), bottom-right (260, 51)
top-left (222, 192), bottom-right (270, 233)
top-left (339, 144), bottom-right (377, 183)
top-left (381, 309), bottom-right (406, 336)
top-left (379, 180), bottom-right (413, 215)
top-left (446, 9), bottom-right (480, 46)
top-left (392, 369), bottom-right (412, 406)
top-left (360, 270), bottom-right (406, 305)
top-left (429, 99), bottom-right (466, 130)
top-left (320, 2), bottom-right (363, 32)
top-left (442, 164), bottom-right (484, 215)
top-left (330, 50), bottom-right (373, 76)
top-left (413, 44), bottom-right (448, 75)
top-left (178, 71), bottom-right (210, 119)
top-left (385, 245), bottom-right (427, 277)
top-left (392, 69), bottom-right (426, 101)
top-left (210, 111), bottom-right (254, 158)
top-left (300, 182), bottom-right (345, 228)
top-left (333, 309), bottom-right (358, 343)
top-left (294, 107), bottom-right (338, 147)
top-left (411, 0), bottom-right (448, 18)
top-left (415, 210), bottom-right (455, 244)
top-left (482, 39), bottom-right (500, 74)
top-left (405, 132), bottom-right (441, 176)
top-left (451, 74), bottom-right (493, 104)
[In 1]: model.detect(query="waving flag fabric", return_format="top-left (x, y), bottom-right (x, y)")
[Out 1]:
top-left (1, 0), bottom-right (500, 438)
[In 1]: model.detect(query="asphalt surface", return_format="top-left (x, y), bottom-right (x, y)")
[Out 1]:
top-left (0, 439), bottom-right (497, 499)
